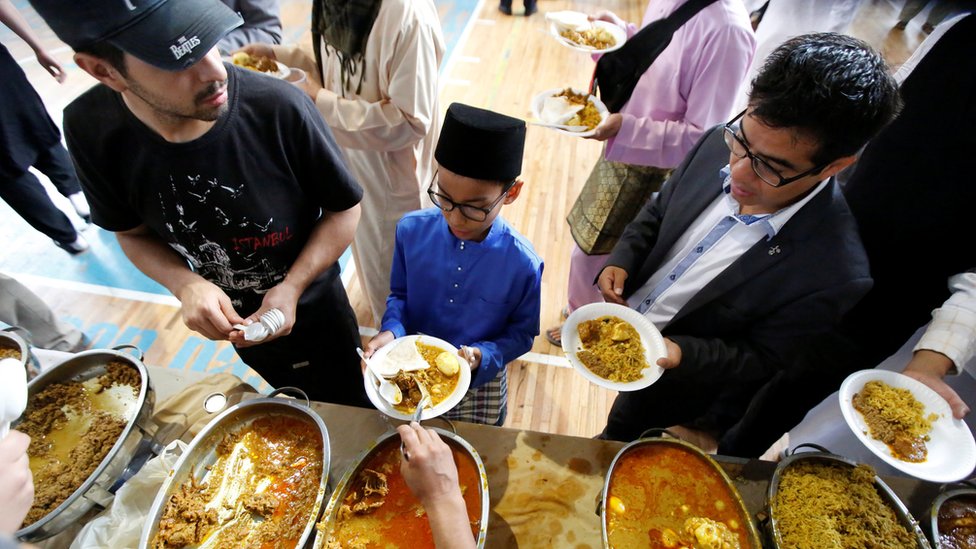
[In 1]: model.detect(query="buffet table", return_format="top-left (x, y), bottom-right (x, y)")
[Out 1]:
top-left (31, 363), bottom-right (943, 548)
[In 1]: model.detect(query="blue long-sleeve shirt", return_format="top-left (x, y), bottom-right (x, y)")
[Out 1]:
top-left (380, 209), bottom-right (543, 388)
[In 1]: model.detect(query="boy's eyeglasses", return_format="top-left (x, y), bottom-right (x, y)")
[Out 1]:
top-left (427, 171), bottom-right (515, 222)
top-left (723, 109), bottom-right (829, 188)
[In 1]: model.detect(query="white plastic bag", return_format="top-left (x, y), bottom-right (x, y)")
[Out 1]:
top-left (70, 440), bottom-right (186, 549)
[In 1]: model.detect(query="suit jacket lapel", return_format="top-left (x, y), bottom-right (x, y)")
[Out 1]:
top-left (670, 237), bottom-right (793, 325)
top-left (667, 179), bottom-right (836, 325)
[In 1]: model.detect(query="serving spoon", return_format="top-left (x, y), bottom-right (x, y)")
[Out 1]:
top-left (0, 358), bottom-right (27, 439)
top-left (401, 394), bottom-right (431, 462)
top-left (357, 347), bottom-right (403, 405)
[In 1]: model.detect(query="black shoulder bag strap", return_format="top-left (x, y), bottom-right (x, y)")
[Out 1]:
top-left (593, 0), bottom-right (720, 113)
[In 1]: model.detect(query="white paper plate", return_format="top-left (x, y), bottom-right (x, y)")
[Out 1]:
top-left (547, 16), bottom-right (627, 54)
top-left (839, 369), bottom-right (976, 482)
top-left (530, 88), bottom-right (609, 137)
top-left (224, 56), bottom-right (291, 79)
top-left (363, 334), bottom-right (471, 421)
top-left (561, 303), bottom-right (666, 392)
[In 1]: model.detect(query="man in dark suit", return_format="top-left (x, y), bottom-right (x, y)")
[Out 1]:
top-left (596, 33), bottom-right (900, 444)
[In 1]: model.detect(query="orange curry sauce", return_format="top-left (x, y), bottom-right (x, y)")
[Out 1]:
top-left (606, 445), bottom-right (752, 549)
top-left (328, 438), bottom-right (481, 547)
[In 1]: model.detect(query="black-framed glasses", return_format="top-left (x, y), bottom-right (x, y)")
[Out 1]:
top-left (426, 171), bottom-right (515, 222)
top-left (723, 110), bottom-right (829, 188)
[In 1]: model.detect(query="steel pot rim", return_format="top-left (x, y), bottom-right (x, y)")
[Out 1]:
top-left (315, 426), bottom-right (490, 549)
top-left (138, 394), bottom-right (331, 549)
top-left (599, 432), bottom-right (762, 549)
top-left (765, 446), bottom-right (931, 549)
top-left (15, 347), bottom-right (154, 540)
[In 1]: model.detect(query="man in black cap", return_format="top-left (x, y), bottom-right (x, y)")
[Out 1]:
top-left (29, 0), bottom-right (369, 406)
top-left (363, 103), bottom-right (543, 426)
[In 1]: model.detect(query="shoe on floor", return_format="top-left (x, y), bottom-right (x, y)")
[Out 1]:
top-left (54, 234), bottom-right (90, 255)
top-left (498, 3), bottom-right (512, 15)
top-left (524, 3), bottom-right (537, 16)
top-left (893, 20), bottom-right (908, 30)
top-left (922, 22), bottom-right (935, 34)
top-left (545, 324), bottom-right (563, 346)
top-left (561, 306), bottom-right (571, 321)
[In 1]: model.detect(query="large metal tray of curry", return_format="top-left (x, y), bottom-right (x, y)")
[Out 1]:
top-left (140, 389), bottom-right (330, 549)
top-left (314, 425), bottom-right (489, 548)
top-left (929, 481), bottom-right (976, 549)
top-left (600, 430), bottom-right (762, 549)
top-left (765, 444), bottom-right (931, 549)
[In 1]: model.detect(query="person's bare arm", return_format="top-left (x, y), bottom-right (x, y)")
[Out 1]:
top-left (231, 204), bottom-right (360, 347)
top-left (0, 0), bottom-right (65, 82)
top-left (397, 423), bottom-right (476, 549)
top-left (116, 225), bottom-right (243, 340)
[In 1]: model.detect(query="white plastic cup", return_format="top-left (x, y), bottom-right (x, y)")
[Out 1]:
top-left (284, 68), bottom-right (306, 87)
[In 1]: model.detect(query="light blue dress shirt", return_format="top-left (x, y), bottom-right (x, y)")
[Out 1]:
top-left (380, 209), bottom-right (544, 388)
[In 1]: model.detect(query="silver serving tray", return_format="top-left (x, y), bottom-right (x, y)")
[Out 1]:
top-left (929, 482), bottom-right (976, 549)
top-left (139, 391), bottom-right (330, 549)
top-left (600, 430), bottom-right (762, 549)
top-left (766, 444), bottom-right (931, 548)
top-left (15, 345), bottom-right (157, 542)
top-left (314, 426), bottom-right (489, 548)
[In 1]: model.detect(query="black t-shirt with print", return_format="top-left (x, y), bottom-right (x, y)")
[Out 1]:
top-left (64, 65), bottom-right (362, 311)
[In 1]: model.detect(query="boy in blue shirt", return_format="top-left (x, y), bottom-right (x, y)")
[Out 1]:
top-left (364, 103), bottom-right (543, 425)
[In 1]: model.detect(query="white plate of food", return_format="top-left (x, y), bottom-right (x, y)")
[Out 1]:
top-left (363, 334), bottom-right (471, 421)
top-left (561, 302), bottom-right (666, 392)
top-left (530, 87), bottom-right (609, 137)
top-left (839, 369), bottom-right (976, 482)
top-left (546, 12), bottom-right (627, 54)
top-left (226, 52), bottom-right (291, 79)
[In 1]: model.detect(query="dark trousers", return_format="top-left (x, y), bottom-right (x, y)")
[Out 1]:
top-left (0, 142), bottom-right (81, 243)
top-left (600, 367), bottom-right (737, 442)
top-left (234, 271), bottom-right (370, 408)
top-left (499, 0), bottom-right (536, 11)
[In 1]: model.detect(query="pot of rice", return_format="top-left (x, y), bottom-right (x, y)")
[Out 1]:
top-left (929, 482), bottom-right (976, 549)
top-left (14, 345), bottom-right (157, 542)
top-left (766, 444), bottom-right (931, 549)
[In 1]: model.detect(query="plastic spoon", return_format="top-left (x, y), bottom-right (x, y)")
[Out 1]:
top-left (356, 347), bottom-right (402, 405)
top-left (0, 358), bottom-right (27, 439)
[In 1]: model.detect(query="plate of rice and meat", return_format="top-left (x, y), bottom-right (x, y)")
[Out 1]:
top-left (840, 369), bottom-right (976, 482)
top-left (363, 335), bottom-right (471, 421)
top-left (561, 303), bottom-right (666, 391)
top-left (226, 51), bottom-right (291, 79)
top-left (546, 11), bottom-right (627, 53)
top-left (530, 87), bottom-right (609, 137)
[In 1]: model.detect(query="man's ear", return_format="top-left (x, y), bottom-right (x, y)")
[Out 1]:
top-left (73, 53), bottom-right (127, 92)
top-left (503, 180), bottom-right (524, 204)
top-left (818, 154), bottom-right (857, 181)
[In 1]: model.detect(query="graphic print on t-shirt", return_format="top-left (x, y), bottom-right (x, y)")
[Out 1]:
top-left (159, 173), bottom-right (292, 305)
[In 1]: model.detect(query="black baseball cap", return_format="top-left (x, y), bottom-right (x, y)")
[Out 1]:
top-left (28, 0), bottom-right (243, 71)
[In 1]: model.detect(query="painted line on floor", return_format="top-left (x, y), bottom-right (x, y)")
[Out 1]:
top-left (13, 272), bottom-right (181, 306)
top-left (440, 0), bottom-right (487, 92)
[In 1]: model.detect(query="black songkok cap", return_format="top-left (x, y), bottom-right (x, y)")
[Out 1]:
top-left (435, 103), bottom-right (526, 182)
